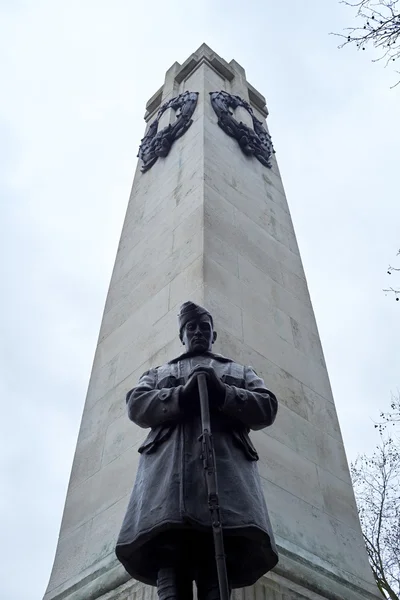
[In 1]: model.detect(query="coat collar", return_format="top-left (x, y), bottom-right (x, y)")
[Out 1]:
top-left (168, 350), bottom-right (233, 364)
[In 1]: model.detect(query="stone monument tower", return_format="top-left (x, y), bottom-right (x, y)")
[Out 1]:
top-left (43, 45), bottom-right (380, 600)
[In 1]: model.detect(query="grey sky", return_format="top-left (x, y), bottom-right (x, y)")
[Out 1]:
top-left (1, 1), bottom-right (399, 599)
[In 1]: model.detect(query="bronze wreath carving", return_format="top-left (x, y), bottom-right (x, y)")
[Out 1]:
top-left (138, 91), bottom-right (199, 173)
top-left (209, 91), bottom-right (274, 168)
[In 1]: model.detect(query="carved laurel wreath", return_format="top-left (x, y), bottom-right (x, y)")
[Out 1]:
top-left (209, 91), bottom-right (274, 168)
top-left (138, 91), bottom-right (199, 173)
top-left (138, 89), bottom-right (273, 172)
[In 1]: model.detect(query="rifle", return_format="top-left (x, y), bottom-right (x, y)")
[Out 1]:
top-left (197, 373), bottom-right (230, 600)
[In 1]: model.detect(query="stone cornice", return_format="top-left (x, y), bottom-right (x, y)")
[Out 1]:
top-left (144, 43), bottom-right (268, 122)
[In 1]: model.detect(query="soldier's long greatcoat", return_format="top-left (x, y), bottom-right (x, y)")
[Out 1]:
top-left (115, 351), bottom-right (279, 588)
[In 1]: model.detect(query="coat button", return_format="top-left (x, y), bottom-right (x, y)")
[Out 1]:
top-left (159, 391), bottom-right (168, 401)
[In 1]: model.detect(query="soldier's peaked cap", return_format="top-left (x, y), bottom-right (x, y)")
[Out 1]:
top-left (178, 301), bottom-right (213, 333)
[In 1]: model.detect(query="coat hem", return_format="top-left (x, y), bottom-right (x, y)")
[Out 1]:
top-left (116, 521), bottom-right (279, 589)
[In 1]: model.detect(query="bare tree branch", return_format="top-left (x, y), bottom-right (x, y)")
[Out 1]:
top-left (377, 393), bottom-right (400, 431)
top-left (351, 421), bottom-right (400, 599)
top-left (332, 0), bottom-right (400, 87)
top-left (384, 249), bottom-right (400, 300)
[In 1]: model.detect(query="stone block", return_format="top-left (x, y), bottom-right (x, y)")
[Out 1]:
top-left (236, 231), bottom-right (285, 289)
top-left (114, 201), bottom-right (174, 283)
top-left (204, 155), bottom-right (266, 211)
top-left (100, 228), bottom-right (202, 342)
top-left (172, 204), bottom-right (203, 253)
top-left (78, 371), bottom-right (138, 442)
top-left (181, 62), bottom-right (208, 93)
top-left (212, 327), bottom-right (244, 363)
top-left (124, 142), bottom-right (203, 232)
top-left (85, 495), bottom-right (129, 571)
top-left (262, 179), bottom-right (290, 220)
top-left (255, 579), bottom-right (284, 600)
top-left (253, 357), bottom-right (309, 421)
top-left (104, 235), bottom-right (172, 314)
top-left (116, 296), bottom-right (203, 384)
top-left (205, 253), bottom-right (293, 350)
top-left (282, 268), bottom-right (312, 306)
top-left (60, 442), bottom-right (142, 536)
top-left (263, 480), bottom-right (334, 564)
top-left (204, 70), bottom-right (229, 95)
top-left (203, 256), bottom-right (242, 307)
top-left (154, 150), bottom-right (203, 215)
top-left (314, 428), bottom-right (353, 486)
top-left (243, 312), bottom-right (332, 400)
top-left (197, 63), bottom-right (228, 92)
top-left (204, 286), bottom-right (243, 340)
top-left (241, 284), bottom-right (294, 345)
top-left (235, 210), bottom-right (305, 282)
top-left (323, 515), bottom-right (374, 582)
top-left (261, 165), bottom-right (288, 204)
top-left (290, 317), bottom-right (326, 369)
top-left (172, 182), bottom-right (204, 229)
top-left (264, 403), bottom-right (319, 466)
top-left (317, 467), bottom-right (360, 530)
top-left (85, 355), bottom-right (118, 410)
top-left (204, 183), bottom-right (236, 239)
top-left (206, 187), bottom-right (286, 288)
top-left (238, 255), bottom-right (318, 337)
top-left (254, 431), bottom-right (323, 510)
top-left (301, 384), bottom-right (340, 439)
top-left (262, 479), bottom-right (368, 580)
top-left (141, 337), bottom-right (183, 373)
top-left (203, 120), bottom-right (293, 230)
top-left (116, 308), bottom-right (178, 383)
top-left (212, 175), bottom-right (298, 254)
top-left (102, 412), bottom-right (146, 467)
top-left (68, 430), bottom-right (104, 490)
top-left (213, 329), bottom-right (311, 423)
top-left (169, 256), bottom-right (203, 310)
top-left (204, 228), bottom-right (239, 276)
top-left (45, 520), bottom-right (92, 593)
top-left (205, 127), bottom-right (259, 181)
top-left (98, 285), bottom-right (170, 369)
top-left (204, 146), bottom-right (289, 223)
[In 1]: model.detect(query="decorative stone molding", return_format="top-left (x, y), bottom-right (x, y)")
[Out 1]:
top-left (209, 91), bottom-right (274, 168)
top-left (138, 91), bottom-right (199, 173)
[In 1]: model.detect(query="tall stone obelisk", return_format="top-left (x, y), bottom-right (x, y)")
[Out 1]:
top-left (43, 45), bottom-right (380, 600)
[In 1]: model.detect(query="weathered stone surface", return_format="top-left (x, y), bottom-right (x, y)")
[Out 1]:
top-left (169, 255), bottom-right (203, 309)
top-left (242, 312), bottom-right (333, 399)
top-left (44, 44), bottom-right (380, 600)
top-left (45, 520), bottom-right (92, 595)
top-left (237, 254), bottom-right (318, 337)
top-left (60, 442), bottom-right (142, 537)
top-left (253, 432), bottom-right (323, 510)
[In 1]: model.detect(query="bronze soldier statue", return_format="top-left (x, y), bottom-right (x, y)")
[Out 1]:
top-left (115, 301), bottom-right (279, 600)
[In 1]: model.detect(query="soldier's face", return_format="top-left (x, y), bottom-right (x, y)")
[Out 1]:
top-left (181, 314), bottom-right (216, 352)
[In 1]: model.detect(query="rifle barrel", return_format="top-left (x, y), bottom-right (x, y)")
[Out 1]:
top-left (197, 373), bottom-right (230, 600)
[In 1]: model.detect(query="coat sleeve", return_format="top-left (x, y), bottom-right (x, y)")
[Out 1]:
top-left (126, 368), bottom-right (184, 429)
top-left (220, 366), bottom-right (278, 431)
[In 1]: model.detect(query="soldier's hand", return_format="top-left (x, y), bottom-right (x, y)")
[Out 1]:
top-left (188, 365), bottom-right (226, 404)
top-left (179, 375), bottom-right (200, 414)
top-left (181, 374), bottom-right (199, 399)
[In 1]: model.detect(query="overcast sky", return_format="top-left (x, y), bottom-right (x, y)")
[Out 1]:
top-left (1, 1), bottom-right (399, 599)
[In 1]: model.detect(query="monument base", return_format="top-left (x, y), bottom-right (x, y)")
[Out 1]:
top-left (43, 547), bottom-right (380, 600)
